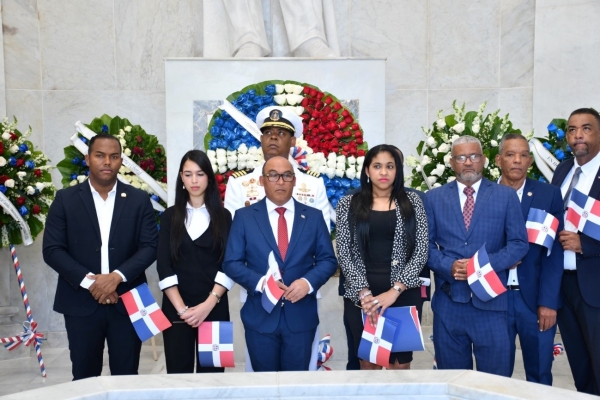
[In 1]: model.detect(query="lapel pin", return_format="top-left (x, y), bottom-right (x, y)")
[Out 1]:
top-left (301, 214), bottom-right (305, 219)
top-left (121, 193), bottom-right (127, 197)
top-left (527, 192), bottom-right (532, 197)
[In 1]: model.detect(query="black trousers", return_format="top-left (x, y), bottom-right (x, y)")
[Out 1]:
top-left (64, 305), bottom-right (142, 380)
top-left (558, 273), bottom-right (600, 395)
top-left (163, 321), bottom-right (224, 373)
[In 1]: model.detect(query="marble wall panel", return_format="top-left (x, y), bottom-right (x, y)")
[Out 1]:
top-left (42, 90), bottom-right (119, 186)
top-left (202, 0), bottom-right (230, 58)
top-left (332, 0), bottom-right (350, 57)
top-left (38, 0), bottom-right (116, 90)
top-left (500, 0), bottom-right (534, 88)
top-left (385, 90), bottom-right (428, 161)
top-left (2, 0), bottom-right (41, 90)
top-left (351, 0), bottom-right (427, 90)
top-left (498, 87), bottom-right (533, 134)
top-left (532, 1), bottom-right (600, 134)
top-left (429, 0), bottom-right (500, 89)
top-left (116, 91), bottom-right (166, 145)
top-left (6, 89), bottom-right (43, 148)
top-left (114, 0), bottom-right (201, 91)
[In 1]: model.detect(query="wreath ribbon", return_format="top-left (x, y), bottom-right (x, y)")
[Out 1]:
top-left (529, 138), bottom-right (559, 182)
top-left (0, 192), bottom-right (33, 245)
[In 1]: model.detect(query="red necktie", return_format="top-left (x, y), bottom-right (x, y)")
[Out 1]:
top-left (276, 207), bottom-right (288, 261)
top-left (463, 186), bottom-right (475, 230)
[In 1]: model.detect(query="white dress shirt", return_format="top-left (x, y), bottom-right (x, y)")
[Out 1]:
top-left (456, 178), bottom-right (483, 211)
top-left (80, 180), bottom-right (126, 289)
top-left (561, 152), bottom-right (600, 270)
top-left (497, 178), bottom-right (526, 285)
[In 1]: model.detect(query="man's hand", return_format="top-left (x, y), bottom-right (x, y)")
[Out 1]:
top-left (537, 306), bottom-right (557, 331)
top-left (97, 291), bottom-right (119, 305)
top-left (283, 279), bottom-right (309, 303)
top-left (452, 259), bottom-right (469, 280)
top-left (559, 231), bottom-right (582, 253)
top-left (89, 272), bottom-right (123, 301)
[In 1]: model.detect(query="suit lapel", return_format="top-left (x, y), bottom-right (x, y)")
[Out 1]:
top-left (79, 181), bottom-right (101, 240)
top-left (520, 179), bottom-right (534, 219)
top-left (285, 200), bottom-right (307, 260)
top-left (553, 158), bottom-right (574, 187)
top-left (588, 165), bottom-right (600, 200)
top-left (467, 178), bottom-right (492, 237)
top-left (252, 200), bottom-right (281, 261)
top-left (448, 181), bottom-right (468, 237)
top-left (109, 181), bottom-right (127, 244)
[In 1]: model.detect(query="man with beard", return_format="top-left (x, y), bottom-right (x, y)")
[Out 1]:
top-left (425, 135), bottom-right (528, 376)
top-left (551, 108), bottom-right (600, 395)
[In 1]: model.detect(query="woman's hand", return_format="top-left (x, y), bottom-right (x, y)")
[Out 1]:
top-left (362, 289), bottom-right (400, 327)
top-left (180, 300), bottom-right (216, 328)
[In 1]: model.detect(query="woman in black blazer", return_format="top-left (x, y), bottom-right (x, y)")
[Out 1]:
top-left (157, 150), bottom-right (233, 373)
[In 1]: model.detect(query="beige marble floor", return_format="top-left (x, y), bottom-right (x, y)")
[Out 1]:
top-left (0, 326), bottom-right (576, 397)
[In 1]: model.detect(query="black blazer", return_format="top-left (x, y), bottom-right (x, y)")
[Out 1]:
top-left (551, 159), bottom-right (600, 308)
top-left (43, 180), bottom-right (158, 316)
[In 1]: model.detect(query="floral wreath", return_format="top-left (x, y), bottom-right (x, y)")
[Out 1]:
top-left (57, 115), bottom-right (167, 225)
top-left (0, 117), bottom-right (55, 248)
top-left (528, 119), bottom-right (570, 183)
top-left (205, 80), bottom-right (369, 210)
top-left (406, 101), bottom-right (530, 190)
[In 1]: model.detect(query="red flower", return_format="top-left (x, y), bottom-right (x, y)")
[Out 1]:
top-left (161, 177), bottom-right (167, 183)
top-left (155, 148), bottom-right (162, 154)
top-left (358, 149), bottom-right (365, 156)
top-left (16, 196), bottom-right (25, 206)
top-left (215, 174), bottom-right (224, 184)
top-left (0, 142), bottom-right (4, 153)
top-left (147, 164), bottom-right (155, 172)
top-left (135, 135), bottom-right (143, 143)
top-left (341, 110), bottom-right (350, 117)
top-left (303, 86), bottom-right (311, 94)
top-left (351, 124), bottom-right (359, 131)
top-left (133, 146), bottom-right (144, 156)
top-left (339, 121), bottom-right (347, 129)
top-left (16, 159), bottom-right (24, 167)
top-left (0, 175), bottom-right (8, 184)
top-left (316, 92), bottom-right (324, 100)
top-left (324, 97), bottom-right (333, 105)
top-left (355, 131), bottom-right (363, 138)
top-left (140, 160), bottom-right (149, 170)
top-left (309, 88), bottom-right (318, 97)
top-left (9, 133), bottom-right (18, 141)
top-left (333, 102), bottom-right (342, 111)
top-left (301, 98), bottom-right (310, 107)
top-left (32, 205), bottom-right (41, 214)
top-left (218, 183), bottom-right (227, 193)
top-left (162, 166), bottom-right (167, 172)
top-left (34, 169), bottom-right (42, 177)
top-left (356, 138), bottom-right (364, 144)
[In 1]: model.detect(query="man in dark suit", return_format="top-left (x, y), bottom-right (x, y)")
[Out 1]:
top-left (495, 133), bottom-right (564, 385)
top-left (425, 135), bottom-right (528, 377)
top-left (551, 108), bottom-right (600, 395)
top-left (223, 156), bottom-right (337, 371)
top-left (43, 133), bottom-right (158, 380)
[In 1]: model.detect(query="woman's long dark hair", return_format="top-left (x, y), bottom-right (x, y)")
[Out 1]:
top-left (349, 144), bottom-right (416, 262)
top-left (170, 150), bottom-right (229, 263)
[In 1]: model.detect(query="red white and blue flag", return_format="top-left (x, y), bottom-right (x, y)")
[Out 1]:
top-left (357, 314), bottom-right (397, 368)
top-left (566, 188), bottom-right (600, 241)
top-left (197, 321), bottom-right (235, 368)
top-left (526, 208), bottom-right (559, 255)
top-left (261, 251), bottom-right (285, 314)
top-left (121, 283), bottom-right (172, 342)
top-left (467, 244), bottom-right (506, 302)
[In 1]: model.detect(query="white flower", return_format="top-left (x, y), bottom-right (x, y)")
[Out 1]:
top-left (140, 183), bottom-right (150, 193)
top-left (35, 182), bottom-right (45, 191)
top-left (335, 168), bottom-right (345, 178)
top-left (119, 139), bottom-right (126, 147)
top-left (436, 119), bottom-right (446, 129)
top-left (346, 168), bottom-right (356, 180)
top-left (292, 106), bottom-right (304, 115)
top-left (490, 168), bottom-right (500, 179)
top-left (472, 124), bottom-right (480, 134)
top-left (484, 158), bottom-right (489, 168)
top-left (426, 137), bottom-right (437, 148)
top-left (327, 152), bottom-right (337, 161)
top-left (326, 158), bottom-right (337, 169)
top-left (427, 176), bottom-right (437, 185)
top-left (285, 83), bottom-right (304, 95)
top-left (450, 134), bottom-right (460, 142)
top-left (216, 157), bottom-right (227, 167)
top-left (16, 171), bottom-right (26, 180)
top-left (336, 155), bottom-right (346, 165)
top-left (25, 186), bottom-right (35, 195)
top-left (447, 176), bottom-right (456, 183)
top-left (452, 122), bottom-right (465, 134)
top-left (438, 143), bottom-right (450, 153)
top-left (433, 183), bottom-right (441, 188)
top-left (356, 156), bottom-right (365, 166)
top-left (118, 129), bottom-right (125, 137)
top-left (405, 156), bottom-right (418, 168)
top-left (218, 165), bottom-right (228, 174)
top-left (207, 149), bottom-right (217, 158)
top-left (216, 149), bottom-right (227, 158)
top-left (238, 161), bottom-right (247, 169)
top-left (273, 95), bottom-right (287, 105)
top-left (1, 132), bottom-right (10, 140)
top-left (9, 145), bottom-right (19, 154)
top-left (227, 162), bottom-right (237, 170)
top-left (211, 163), bottom-right (218, 173)
top-left (416, 165), bottom-right (423, 172)
top-left (124, 126), bottom-right (132, 132)
top-left (319, 165), bottom-right (327, 174)
top-left (77, 175), bottom-right (87, 183)
top-left (285, 94), bottom-right (303, 106)
top-left (25, 151), bottom-right (31, 155)
top-left (69, 179), bottom-right (77, 187)
top-left (131, 179), bottom-right (141, 189)
top-left (490, 140), bottom-right (498, 147)
top-left (347, 156), bottom-right (356, 165)
top-left (124, 148), bottom-right (131, 156)
top-left (421, 155), bottom-right (432, 165)
top-left (237, 144), bottom-right (248, 154)
top-left (431, 164), bottom-right (446, 177)
top-left (432, 149), bottom-right (439, 157)
top-left (275, 84), bottom-right (285, 94)
top-left (0, 157), bottom-right (5, 167)
top-left (325, 168), bottom-right (336, 179)
top-left (443, 153), bottom-right (452, 166)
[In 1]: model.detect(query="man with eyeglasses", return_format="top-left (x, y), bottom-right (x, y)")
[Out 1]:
top-left (223, 156), bottom-right (337, 371)
top-left (425, 135), bottom-right (528, 377)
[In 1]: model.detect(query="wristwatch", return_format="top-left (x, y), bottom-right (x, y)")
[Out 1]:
top-left (392, 284), bottom-right (403, 294)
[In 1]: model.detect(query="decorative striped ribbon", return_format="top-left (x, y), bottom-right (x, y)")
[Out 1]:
top-left (316, 334), bottom-right (333, 371)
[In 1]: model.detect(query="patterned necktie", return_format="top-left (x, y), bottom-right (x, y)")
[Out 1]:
top-left (463, 186), bottom-right (475, 230)
top-left (563, 167), bottom-right (582, 208)
top-left (276, 207), bottom-right (288, 261)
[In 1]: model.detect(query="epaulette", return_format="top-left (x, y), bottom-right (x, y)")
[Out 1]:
top-left (298, 168), bottom-right (321, 178)
top-left (231, 169), bottom-right (254, 179)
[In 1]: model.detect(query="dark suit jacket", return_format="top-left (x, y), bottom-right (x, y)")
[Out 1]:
top-left (426, 178), bottom-right (529, 311)
top-left (551, 159), bottom-right (600, 308)
top-left (517, 178), bottom-right (564, 313)
top-left (43, 180), bottom-right (158, 316)
top-left (223, 198), bottom-right (337, 334)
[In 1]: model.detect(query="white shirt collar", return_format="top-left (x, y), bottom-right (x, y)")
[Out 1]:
top-left (186, 202), bottom-right (207, 211)
top-left (265, 197), bottom-right (295, 214)
top-left (88, 179), bottom-right (117, 196)
top-left (575, 151), bottom-right (600, 177)
top-left (497, 177), bottom-right (526, 200)
top-left (456, 178), bottom-right (482, 195)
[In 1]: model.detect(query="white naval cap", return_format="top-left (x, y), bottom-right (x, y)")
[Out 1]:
top-left (256, 106), bottom-right (304, 138)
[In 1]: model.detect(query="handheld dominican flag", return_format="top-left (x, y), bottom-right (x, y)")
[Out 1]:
top-left (261, 251), bottom-right (285, 314)
top-left (317, 334), bottom-right (333, 371)
top-left (121, 283), bottom-right (172, 342)
top-left (198, 321), bottom-right (235, 368)
top-left (357, 314), bottom-right (397, 368)
top-left (467, 244), bottom-right (507, 302)
top-left (566, 188), bottom-right (600, 241)
top-left (526, 208), bottom-right (559, 255)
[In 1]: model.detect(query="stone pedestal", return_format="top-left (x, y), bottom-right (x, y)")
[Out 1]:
top-left (0, 307), bottom-right (28, 360)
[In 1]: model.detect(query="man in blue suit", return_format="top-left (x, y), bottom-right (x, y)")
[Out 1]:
top-left (551, 108), bottom-right (600, 395)
top-left (223, 156), bottom-right (337, 372)
top-left (426, 135), bottom-right (528, 377)
top-left (495, 133), bottom-right (564, 385)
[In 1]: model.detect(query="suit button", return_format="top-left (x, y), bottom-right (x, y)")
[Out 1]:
top-left (465, 242), bottom-right (468, 245)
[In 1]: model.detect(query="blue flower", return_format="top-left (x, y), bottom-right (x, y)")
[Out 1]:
top-left (542, 142), bottom-right (552, 151)
top-left (19, 144), bottom-right (28, 153)
top-left (19, 206), bottom-right (28, 216)
top-left (555, 149), bottom-right (565, 160)
top-left (556, 129), bottom-right (565, 140)
top-left (247, 89), bottom-right (256, 97)
top-left (539, 176), bottom-right (548, 183)
top-left (72, 157), bottom-right (80, 165)
top-left (25, 161), bottom-right (34, 169)
top-left (81, 160), bottom-right (87, 167)
top-left (101, 125), bottom-right (109, 133)
top-left (265, 85), bottom-right (276, 96)
top-left (210, 126), bottom-right (222, 136)
top-left (566, 145), bottom-right (571, 152)
top-left (326, 187), bottom-right (337, 199)
top-left (81, 137), bottom-right (87, 144)
top-left (71, 173), bottom-right (77, 180)
top-left (151, 195), bottom-right (159, 202)
top-left (547, 123), bottom-right (558, 132)
top-left (214, 117), bottom-right (224, 127)
top-left (9, 157), bottom-right (17, 166)
top-left (351, 178), bottom-right (361, 189)
top-left (0, 185), bottom-right (6, 194)
top-left (85, 170), bottom-right (89, 176)
top-left (221, 111), bottom-right (230, 120)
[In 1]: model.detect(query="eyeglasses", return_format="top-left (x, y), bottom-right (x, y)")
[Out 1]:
top-left (263, 172), bottom-right (295, 182)
top-left (452, 154), bottom-right (482, 163)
